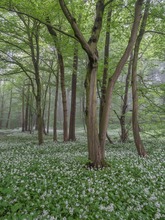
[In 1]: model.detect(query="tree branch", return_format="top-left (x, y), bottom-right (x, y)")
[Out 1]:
top-left (0, 6), bottom-right (77, 40)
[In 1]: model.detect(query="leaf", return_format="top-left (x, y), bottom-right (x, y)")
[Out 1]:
top-left (11, 203), bottom-right (22, 213)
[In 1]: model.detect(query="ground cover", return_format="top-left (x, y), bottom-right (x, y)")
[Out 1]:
top-left (0, 130), bottom-right (165, 219)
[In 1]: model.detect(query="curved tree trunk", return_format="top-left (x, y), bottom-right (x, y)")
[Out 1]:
top-left (132, 0), bottom-right (150, 157)
top-left (99, 0), bottom-right (144, 152)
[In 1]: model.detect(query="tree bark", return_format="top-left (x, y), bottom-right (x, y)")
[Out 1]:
top-left (21, 86), bottom-right (25, 132)
top-left (47, 85), bottom-right (51, 134)
top-left (132, 0), bottom-right (150, 157)
top-left (120, 53), bottom-right (133, 142)
top-left (69, 41), bottom-right (78, 141)
top-left (0, 85), bottom-right (5, 129)
top-left (6, 87), bottom-right (13, 129)
top-left (53, 66), bottom-right (59, 141)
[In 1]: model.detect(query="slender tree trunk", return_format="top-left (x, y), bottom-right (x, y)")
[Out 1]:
top-left (58, 53), bottom-right (69, 141)
top-left (99, 5), bottom-right (113, 144)
top-left (69, 42), bottom-right (78, 141)
top-left (132, 0), bottom-right (150, 157)
top-left (25, 87), bottom-right (29, 131)
top-left (120, 53), bottom-right (132, 142)
top-left (46, 19), bottom-right (68, 141)
top-left (99, 6), bottom-right (112, 132)
top-left (22, 86), bottom-right (25, 132)
top-left (53, 68), bottom-right (59, 141)
top-left (6, 88), bottom-right (13, 129)
top-left (0, 87), bottom-right (5, 129)
top-left (47, 86), bottom-right (51, 134)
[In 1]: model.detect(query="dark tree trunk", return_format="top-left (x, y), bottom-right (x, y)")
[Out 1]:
top-left (25, 84), bottom-right (30, 131)
top-left (58, 53), bottom-right (69, 141)
top-left (53, 67), bottom-right (59, 142)
top-left (69, 42), bottom-right (78, 141)
top-left (6, 88), bottom-right (13, 129)
top-left (22, 86), bottom-right (25, 132)
top-left (47, 86), bottom-right (51, 134)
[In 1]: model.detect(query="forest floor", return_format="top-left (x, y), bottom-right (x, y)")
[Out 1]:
top-left (0, 129), bottom-right (165, 219)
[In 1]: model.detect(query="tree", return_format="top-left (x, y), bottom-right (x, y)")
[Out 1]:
top-left (132, 0), bottom-right (151, 157)
top-left (59, 0), bottom-right (144, 168)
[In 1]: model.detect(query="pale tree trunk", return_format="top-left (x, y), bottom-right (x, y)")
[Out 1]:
top-left (120, 53), bottom-right (133, 142)
top-left (132, 0), bottom-right (150, 157)
top-left (69, 41), bottom-right (78, 141)
top-left (6, 88), bottom-right (13, 129)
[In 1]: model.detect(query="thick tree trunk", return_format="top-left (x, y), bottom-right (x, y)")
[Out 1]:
top-left (132, 0), bottom-right (150, 156)
top-left (85, 61), bottom-right (104, 167)
top-left (69, 42), bottom-right (78, 141)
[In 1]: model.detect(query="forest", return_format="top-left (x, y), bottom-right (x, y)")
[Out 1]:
top-left (0, 0), bottom-right (165, 219)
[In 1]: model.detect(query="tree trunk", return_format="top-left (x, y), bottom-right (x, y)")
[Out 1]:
top-left (85, 61), bottom-right (103, 167)
top-left (120, 53), bottom-right (133, 142)
top-left (47, 85), bottom-right (51, 134)
top-left (132, 0), bottom-right (150, 157)
top-left (69, 42), bottom-right (78, 141)
top-left (6, 88), bottom-right (12, 129)
top-left (53, 67), bottom-right (59, 141)
top-left (22, 86), bottom-right (25, 132)
top-left (0, 86), bottom-right (5, 129)
top-left (99, 6), bottom-right (112, 133)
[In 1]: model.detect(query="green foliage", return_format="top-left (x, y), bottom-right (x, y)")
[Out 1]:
top-left (0, 131), bottom-right (165, 219)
